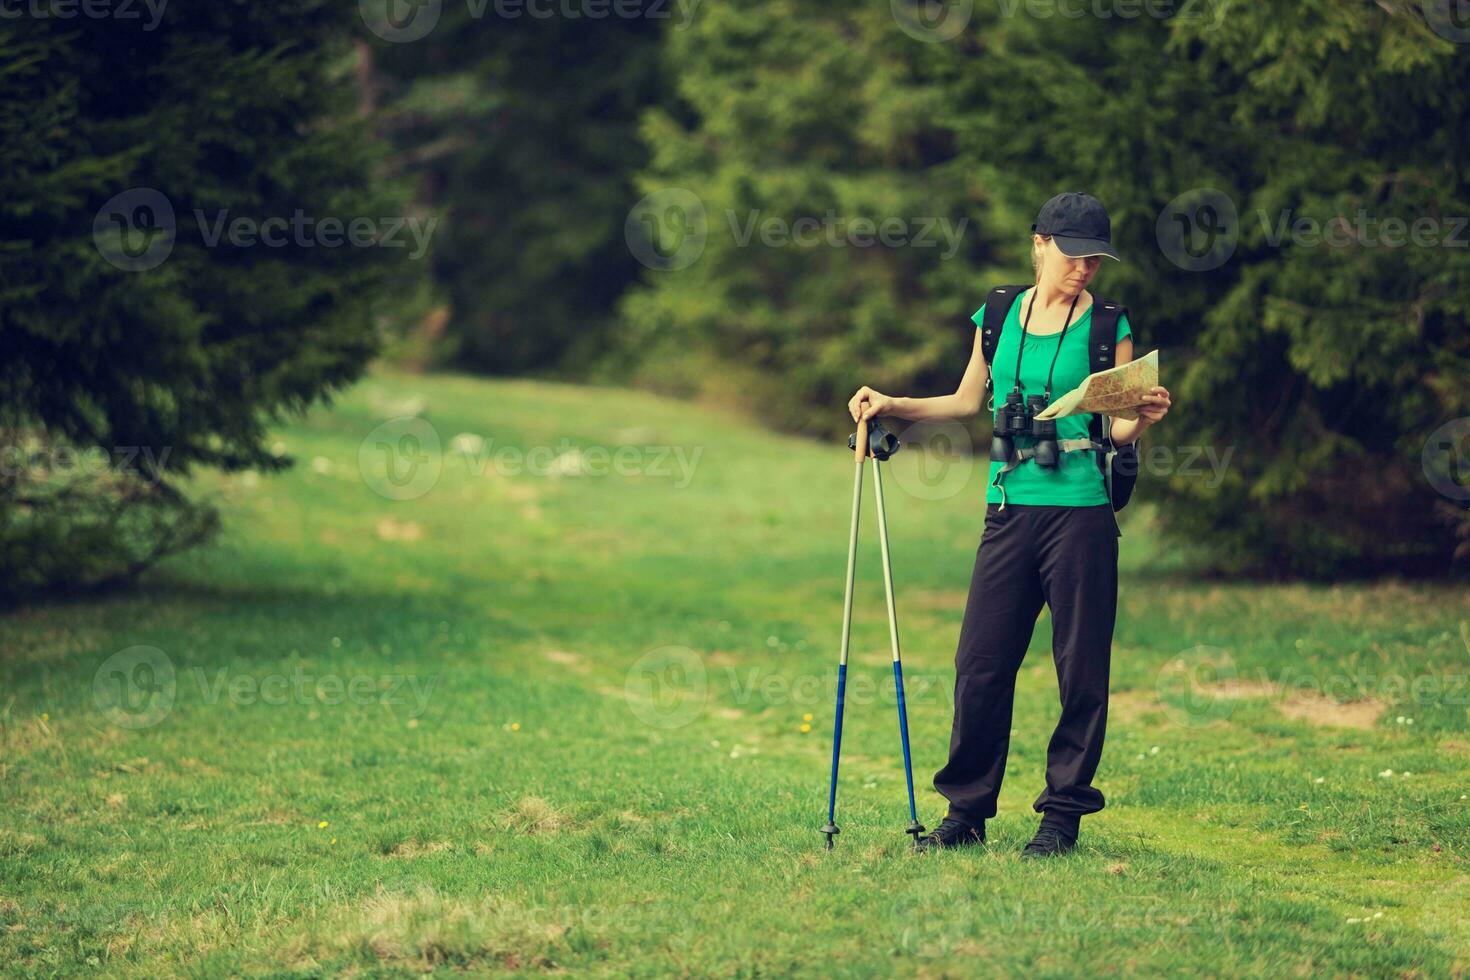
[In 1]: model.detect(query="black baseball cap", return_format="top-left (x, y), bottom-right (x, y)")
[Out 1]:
top-left (1031, 191), bottom-right (1120, 261)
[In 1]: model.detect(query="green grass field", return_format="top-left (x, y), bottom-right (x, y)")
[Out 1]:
top-left (3, 366), bottom-right (1468, 977)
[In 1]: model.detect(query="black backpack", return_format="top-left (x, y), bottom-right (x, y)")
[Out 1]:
top-left (978, 284), bottom-right (1140, 511)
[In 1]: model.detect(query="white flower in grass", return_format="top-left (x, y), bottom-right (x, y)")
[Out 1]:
top-left (450, 433), bottom-right (484, 456)
top-left (1149, 745), bottom-right (1160, 755)
top-left (1379, 769), bottom-right (1394, 778)
top-left (1314, 777), bottom-right (1325, 784)
top-left (549, 450), bottom-right (585, 477)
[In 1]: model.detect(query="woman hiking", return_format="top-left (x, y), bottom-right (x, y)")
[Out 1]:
top-left (846, 192), bottom-right (1171, 857)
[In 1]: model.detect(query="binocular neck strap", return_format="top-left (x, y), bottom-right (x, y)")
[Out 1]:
top-left (1015, 288), bottom-right (1081, 398)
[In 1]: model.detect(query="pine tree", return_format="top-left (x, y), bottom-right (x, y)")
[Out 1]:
top-left (942, 0), bottom-right (1470, 576)
top-left (620, 0), bottom-right (999, 438)
top-left (0, 3), bottom-right (420, 595)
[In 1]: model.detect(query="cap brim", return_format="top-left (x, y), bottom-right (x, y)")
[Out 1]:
top-left (1052, 235), bottom-right (1121, 261)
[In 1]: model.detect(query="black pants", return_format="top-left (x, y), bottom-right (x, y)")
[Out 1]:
top-left (932, 502), bottom-right (1119, 829)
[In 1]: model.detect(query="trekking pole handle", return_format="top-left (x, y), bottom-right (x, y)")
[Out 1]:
top-left (855, 416), bottom-right (868, 463)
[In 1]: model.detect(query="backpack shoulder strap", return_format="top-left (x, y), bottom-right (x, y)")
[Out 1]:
top-left (980, 284), bottom-right (1030, 387)
top-left (1087, 297), bottom-right (1129, 442)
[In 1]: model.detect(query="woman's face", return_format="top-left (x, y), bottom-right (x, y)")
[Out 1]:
top-left (1035, 234), bottom-right (1102, 295)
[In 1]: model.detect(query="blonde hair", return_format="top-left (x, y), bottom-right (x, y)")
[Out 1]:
top-left (1031, 234), bottom-right (1051, 282)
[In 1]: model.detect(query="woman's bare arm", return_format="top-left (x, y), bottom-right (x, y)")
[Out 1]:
top-left (848, 329), bottom-right (990, 423)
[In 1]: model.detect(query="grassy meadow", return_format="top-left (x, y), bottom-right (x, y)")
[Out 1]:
top-left (1, 365), bottom-right (1468, 977)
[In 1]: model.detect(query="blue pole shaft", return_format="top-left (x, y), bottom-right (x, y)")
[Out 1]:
top-left (826, 663), bottom-right (847, 823)
top-left (826, 453), bottom-right (865, 831)
top-left (893, 660), bottom-right (919, 823)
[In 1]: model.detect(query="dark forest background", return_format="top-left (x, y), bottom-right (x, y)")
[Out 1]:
top-left (3, 0), bottom-right (1470, 593)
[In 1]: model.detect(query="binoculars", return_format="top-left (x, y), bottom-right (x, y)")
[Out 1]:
top-left (989, 390), bottom-right (1060, 467)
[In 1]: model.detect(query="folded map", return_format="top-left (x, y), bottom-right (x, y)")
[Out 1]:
top-left (1032, 349), bottom-right (1159, 422)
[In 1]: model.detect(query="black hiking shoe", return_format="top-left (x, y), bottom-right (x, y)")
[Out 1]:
top-left (913, 816), bottom-right (984, 853)
top-left (1021, 824), bottom-right (1078, 858)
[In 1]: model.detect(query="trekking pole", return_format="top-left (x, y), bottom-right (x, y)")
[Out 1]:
top-left (871, 455), bottom-right (926, 849)
top-left (821, 417), bottom-right (866, 850)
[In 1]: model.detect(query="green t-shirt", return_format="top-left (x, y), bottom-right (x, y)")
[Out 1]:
top-left (974, 293), bottom-right (1132, 506)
